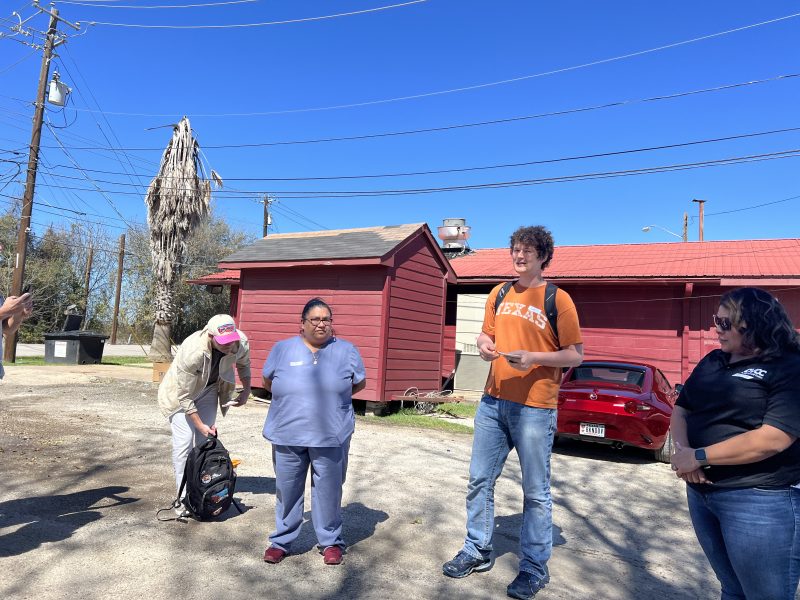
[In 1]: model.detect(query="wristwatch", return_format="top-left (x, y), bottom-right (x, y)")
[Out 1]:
top-left (694, 447), bottom-right (709, 467)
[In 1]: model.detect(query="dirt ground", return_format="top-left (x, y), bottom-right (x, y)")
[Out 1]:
top-left (0, 364), bottom-right (721, 600)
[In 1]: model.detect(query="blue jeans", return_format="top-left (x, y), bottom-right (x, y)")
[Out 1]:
top-left (687, 485), bottom-right (800, 600)
top-left (461, 394), bottom-right (556, 579)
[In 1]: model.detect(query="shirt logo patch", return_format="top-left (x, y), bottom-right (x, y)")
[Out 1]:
top-left (732, 368), bottom-right (767, 380)
top-left (289, 361), bottom-right (304, 367)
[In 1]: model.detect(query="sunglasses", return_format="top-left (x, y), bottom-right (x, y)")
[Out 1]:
top-left (712, 314), bottom-right (733, 331)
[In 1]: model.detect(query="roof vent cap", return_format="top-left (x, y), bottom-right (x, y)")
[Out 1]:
top-left (437, 218), bottom-right (471, 249)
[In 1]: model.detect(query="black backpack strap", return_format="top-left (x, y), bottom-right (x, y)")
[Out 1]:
top-left (544, 282), bottom-right (559, 344)
top-left (494, 280), bottom-right (516, 313)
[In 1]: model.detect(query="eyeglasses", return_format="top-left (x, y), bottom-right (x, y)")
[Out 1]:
top-left (305, 317), bottom-right (332, 326)
top-left (712, 314), bottom-right (733, 331)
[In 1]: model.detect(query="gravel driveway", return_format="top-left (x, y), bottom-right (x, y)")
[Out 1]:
top-left (0, 366), bottom-right (719, 600)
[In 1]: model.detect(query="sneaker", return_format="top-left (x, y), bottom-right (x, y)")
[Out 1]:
top-left (263, 546), bottom-right (287, 564)
top-left (322, 545), bottom-right (343, 565)
top-left (174, 506), bottom-right (191, 519)
top-left (442, 550), bottom-right (492, 578)
top-left (506, 571), bottom-right (550, 599)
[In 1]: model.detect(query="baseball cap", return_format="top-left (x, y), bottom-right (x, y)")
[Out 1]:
top-left (206, 314), bottom-right (241, 344)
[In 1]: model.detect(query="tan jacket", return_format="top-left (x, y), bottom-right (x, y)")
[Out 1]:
top-left (157, 326), bottom-right (251, 418)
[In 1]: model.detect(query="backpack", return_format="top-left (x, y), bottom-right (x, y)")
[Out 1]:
top-left (495, 280), bottom-right (560, 343)
top-left (159, 434), bottom-right (241, 521)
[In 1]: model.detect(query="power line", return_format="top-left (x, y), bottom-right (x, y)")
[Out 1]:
top-left (86, 0), bottom-right (427, 28)
top-left (704, 194), bottom-right (800, 217)
top-left (20, 148), bottom-right (800, 198)
top-left (56, 0), bottom-right (260, 8)
top-left (0, 49), bottom-right (38, 75)
top-left (4, 71), bottom-right (795, 142)
top-left (38, 125), bottom-right (800, 182)
top-left (61, 11), bottom-right (800, 113)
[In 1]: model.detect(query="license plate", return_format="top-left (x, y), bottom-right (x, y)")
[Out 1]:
top-left (580, 423), bottom-right (605, 437)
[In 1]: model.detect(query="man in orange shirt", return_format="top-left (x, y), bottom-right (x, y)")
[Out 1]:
top-left (443, 225), bottom-right (583, 600)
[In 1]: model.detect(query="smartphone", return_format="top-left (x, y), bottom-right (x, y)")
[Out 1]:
top-left (21, 283), bottom-right (32, 295)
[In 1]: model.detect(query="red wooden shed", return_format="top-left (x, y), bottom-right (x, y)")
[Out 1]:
top-left (450, 238), bottom-right (800, 387)
top-left (217, 223), bottom-right (456, 401)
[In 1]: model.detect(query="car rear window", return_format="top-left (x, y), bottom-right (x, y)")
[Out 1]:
top-left (569, 366), bottom-right (646, 387)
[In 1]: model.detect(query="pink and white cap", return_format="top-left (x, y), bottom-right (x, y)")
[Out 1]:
top-left (206, 314), bottom-right (241, 344)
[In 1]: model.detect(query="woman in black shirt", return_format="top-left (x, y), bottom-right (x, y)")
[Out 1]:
top-left (671, 287), bottom-right (800, 600)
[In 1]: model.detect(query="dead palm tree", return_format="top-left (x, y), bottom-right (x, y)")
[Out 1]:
top-left (144, 116), bottom-right (220, 362)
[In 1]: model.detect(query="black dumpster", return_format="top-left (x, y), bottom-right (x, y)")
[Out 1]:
top-left (44, 331), bottom-right (109, 364)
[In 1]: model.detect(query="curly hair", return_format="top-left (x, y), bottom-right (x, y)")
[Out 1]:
top-left (719, 287), bottom-right (800, 359)
top-left (509, 225), bottom-right (555, 270)
top-left (301, 297), bottom-right (333, 321)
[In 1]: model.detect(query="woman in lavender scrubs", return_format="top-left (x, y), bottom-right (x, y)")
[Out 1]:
top-left (261, 298), bottom-right (367, 566)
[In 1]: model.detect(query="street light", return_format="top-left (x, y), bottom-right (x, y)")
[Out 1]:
top-left (642, 225), bottom-right (684, 240)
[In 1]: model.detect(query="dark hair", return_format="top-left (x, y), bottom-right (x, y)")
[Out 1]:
top-left (719, 287), bottom-right (800, 359)
top-left (509, 225), bottom-right (555, 270)
top-left (301, 297), bottom-right (332, 321)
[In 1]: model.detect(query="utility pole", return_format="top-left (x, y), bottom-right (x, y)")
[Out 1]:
top-left (692, 199), bottom-right (706, 241)
top-left (81, 245), bottom-right (93, 329)
top-left (3, 4), bottom-right (79, 363)
top-left (110, 234), bottom-right (125, 344)
top-left (261, 194), bottom-right (274, 237)
top-left (682, 212), bottom-right (688, 242)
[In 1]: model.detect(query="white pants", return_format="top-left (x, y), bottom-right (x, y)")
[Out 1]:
top-left (168, 385), bottom-right (218, 494)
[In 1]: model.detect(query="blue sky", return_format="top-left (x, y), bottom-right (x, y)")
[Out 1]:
top-left (1, 0), bottom-right (799, 250)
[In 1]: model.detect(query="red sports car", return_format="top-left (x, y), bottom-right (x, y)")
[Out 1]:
top-left (556, 360), bottom-right (681, 462)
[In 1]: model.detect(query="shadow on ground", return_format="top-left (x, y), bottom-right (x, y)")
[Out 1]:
top-left (0, 485), bottom-right (138, 557)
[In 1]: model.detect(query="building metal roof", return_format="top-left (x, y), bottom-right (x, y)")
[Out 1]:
top-left (221, 223), bottom-right (428, 263)
top-left (452, 239), bottom-right (800, 283)
top-left (186, 269), bottom-right (240, 286)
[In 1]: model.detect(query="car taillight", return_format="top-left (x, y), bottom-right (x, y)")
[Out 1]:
top-left (624, 401), bottom-right (652, 414)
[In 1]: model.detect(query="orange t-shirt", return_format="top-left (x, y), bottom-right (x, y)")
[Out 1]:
top-left (483, 282), bottom-right (583, 408)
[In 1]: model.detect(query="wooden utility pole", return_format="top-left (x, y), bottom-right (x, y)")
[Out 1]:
top-left (3, 5), bottom-right (79, 362)
top-left (693, 199), bottom-right (706, 241)
top-left (110, 234), bottom-right (125, 344)
top-left (262, 194), bottom-right (274, 237)
top-left (682, 212), bottom-right (688, 242)
top-left (4, 8), bottom-right (57, 363)
top-left (81, 245), bottom-right (93, 329)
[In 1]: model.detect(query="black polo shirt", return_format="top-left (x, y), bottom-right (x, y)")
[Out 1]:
top-left (676, 349), bottom-right (800, 489)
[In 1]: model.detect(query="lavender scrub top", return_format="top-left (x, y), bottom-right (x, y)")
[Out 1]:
top-left (262, 335), bottom-right (366, 447)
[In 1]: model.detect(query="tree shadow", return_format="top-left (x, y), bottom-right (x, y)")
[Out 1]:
top-left (554, 438), bottom-right (656, 465)
top-left (492, 513), bottom-right (566, 561)
top-left (0, 485), bottom-right (137, 557)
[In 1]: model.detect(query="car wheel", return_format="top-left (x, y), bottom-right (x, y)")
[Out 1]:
top-left (654, 428), bottom-right (672, 463)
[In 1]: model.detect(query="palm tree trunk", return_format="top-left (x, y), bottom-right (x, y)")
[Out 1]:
top-left (149, 279), bottom-right (173, 362)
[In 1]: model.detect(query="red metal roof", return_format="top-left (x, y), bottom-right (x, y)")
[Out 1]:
top-left (452, 239), bottom-right (800, 282)
top-left (187, 269), bottom-right (240, 285)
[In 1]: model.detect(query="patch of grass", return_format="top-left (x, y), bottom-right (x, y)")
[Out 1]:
top-left (436, 402), bottom-right (478, 418)
top-left (100, 356), bottom-right (151, 366)
top-left (11, 356), bottom-right (150, 366)
top-left (359, 408), bottom-right (474, 434)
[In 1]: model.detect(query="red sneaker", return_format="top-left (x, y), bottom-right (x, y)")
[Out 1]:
top-left (263, 546), bottom-right (286, 564)
top-left (322, 546), bottom-right (343, 565)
